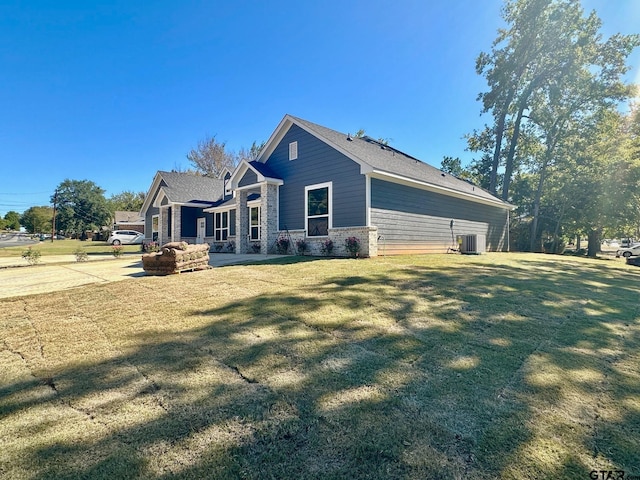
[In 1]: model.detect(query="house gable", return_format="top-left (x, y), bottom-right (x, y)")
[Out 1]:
top-left (259, 114), bottom-right (512, 211)
top-left (262, 123), bottom-right (366, 231)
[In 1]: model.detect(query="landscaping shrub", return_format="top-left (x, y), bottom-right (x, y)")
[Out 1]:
top-left (320, 238), bottom-right (334, 256)
top-left (295, 238), bottom-right (309, 255)
top-left (543, 238), bottom-right (566, 254)
top-left (344, 236), bottom-right (361, 258)
top-left (112, 245), bottom-right (124, 258)
top-left (74, 247), bottom-right (88, 262)
top-left (275, 237), bottom-right (290, 254)
top-left (21, 247), bottom-right (41, 265)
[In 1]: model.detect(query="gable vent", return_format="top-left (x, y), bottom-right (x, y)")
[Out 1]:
top-left (289, 141), bottom-right (298, 161)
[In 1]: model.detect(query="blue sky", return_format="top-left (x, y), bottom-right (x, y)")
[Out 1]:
top-left (1, 0), bottom-right (638, 217)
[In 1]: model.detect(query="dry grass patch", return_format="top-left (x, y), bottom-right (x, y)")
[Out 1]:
top-left (0, 253), bottom-right (639, 479)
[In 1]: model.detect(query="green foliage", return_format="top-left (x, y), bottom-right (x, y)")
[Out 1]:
top-left (20, 206), bottom-right (53, 234)
top-left (111, 245), bottom-right (124, 258)
top-left (21, 247), bottom-right (41, 265)
top-left (542, 238), bottom-right (566, 254)
top-left (475, 0), bottom-right (640, 203)
top-left (108, 191), bottom-right (145, 213)
top-left (54, 179), bottom-right (111, 237)
top-left (4, 211), bottom-right (21, 230)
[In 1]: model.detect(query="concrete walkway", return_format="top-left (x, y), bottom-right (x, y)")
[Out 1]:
top-left (0, 252), bottom-right (285, 299)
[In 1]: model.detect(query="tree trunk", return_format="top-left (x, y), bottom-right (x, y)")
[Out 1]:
top-left (489, 109), bottom-right (507, 195)
top-left (529, 148), bottom-right (551, 253)
top-left (587, 229), bottom-right (601, 257)
top-left (502, 104), bottom-right (526, 201)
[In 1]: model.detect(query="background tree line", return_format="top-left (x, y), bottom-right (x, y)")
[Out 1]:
top-left (9, 136), bottom-right (261, 236)
top-left (442, 0), bottom-right (640, 256)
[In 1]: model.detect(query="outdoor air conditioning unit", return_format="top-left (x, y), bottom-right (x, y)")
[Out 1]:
top-left (460, 234), bottom-right (486, 254)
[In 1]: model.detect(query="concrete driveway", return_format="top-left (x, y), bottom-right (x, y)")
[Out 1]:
top-left (0, 253), bottom-right (284, 299)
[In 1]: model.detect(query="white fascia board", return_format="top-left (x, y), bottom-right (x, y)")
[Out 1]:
top-left (228, 160), bottom-right (251, 189)
top-left (141, 172), bottom-right (164, 214)
top-left (203, 204), bottom-right (235, 213)
top-left (370, 170), bottom-right (513, 210)
top-left (174, 201), bottom-right (216, 208)
top-left (256, 115), bottom-right (293, 162)
top-left (152, 188), bottom-right (169, 208)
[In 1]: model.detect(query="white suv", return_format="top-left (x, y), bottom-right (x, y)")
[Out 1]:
top-left (107, 230), bottom-right (144, 245)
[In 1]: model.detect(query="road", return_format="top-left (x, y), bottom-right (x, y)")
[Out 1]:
top-left (0, 232), bottom-right (37, 248)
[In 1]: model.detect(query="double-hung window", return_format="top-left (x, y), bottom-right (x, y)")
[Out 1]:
top-left (305, 182), bottom-right (331, 236)
top-left (249, 206), bottom-right (261, 240)
top-left (214, 212), bottom-right (228, 241)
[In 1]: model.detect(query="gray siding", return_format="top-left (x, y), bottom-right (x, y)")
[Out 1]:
top-left (371, 178), bottom-right (508, 253)
top-left (145, 206), bottom-right (159, 240)
top-left (265, 124), bottom-right (366, 231)
top-left (238, 169), bottom-right (258, 188)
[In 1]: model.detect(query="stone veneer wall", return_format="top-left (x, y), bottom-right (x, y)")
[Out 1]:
top-left (159, 207), bottom-right (170, 246)
top-left (277, 226), bottom-right (378, 257)
top-left (172, 208), bottom-right (181, 244)
top-left (260, 183), bottom-right (279, 255)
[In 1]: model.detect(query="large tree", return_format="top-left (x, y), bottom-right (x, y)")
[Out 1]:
top-left (3, 211), bottom-right (21, 230)
top-left (186, 136), bottom-right (237, 177)
top-left (187, 137), bottom-right (265, 177)
top-left (54, 180), bottom-right (111, 237)
top-left (20, 206), bottom-right (53, 234)
top-left (108, 191), bottom-right (146, 213)
top-left (476, 0), bottom-right (639, 201)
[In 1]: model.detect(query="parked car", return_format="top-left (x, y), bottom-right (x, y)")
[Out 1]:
top-left (616, 243), bottom-right (640, 258)
top-left (107, 230), bottom-right (144, 245)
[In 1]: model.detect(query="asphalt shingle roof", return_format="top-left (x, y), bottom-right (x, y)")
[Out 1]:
top-left (157, 171), bottom-right (224, 204)
top-left (288, 115), bottom-right (510, 207)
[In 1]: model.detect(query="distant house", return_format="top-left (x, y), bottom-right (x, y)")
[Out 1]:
top-left (113, 211), bottom-right (145, 234)
top-left (142, 115), bottom-right (512, 255)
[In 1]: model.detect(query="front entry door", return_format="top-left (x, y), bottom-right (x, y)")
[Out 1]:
top-left (196, 217), bottom-right (206, 244)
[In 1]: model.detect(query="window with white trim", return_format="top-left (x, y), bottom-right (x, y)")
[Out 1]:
top-left (289, 141), bottom-right (298, 160)
top-left (152, 215), bottom-right (159, 241)
top-left (214, 211), bottom-right (229, 241)
top-left (249, 206), bottom-right (261, 240)
top-left (305, 182), bottom-right (331, 236)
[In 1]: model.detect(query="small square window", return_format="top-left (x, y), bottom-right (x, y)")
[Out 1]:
top-left (289, 141), bottom-right (298, 161)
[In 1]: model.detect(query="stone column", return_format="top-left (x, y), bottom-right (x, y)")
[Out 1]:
top-left (172, 206), bottom-right (181, 243)
top-left (235, 190), bottom-right (248, 254)
top-left (160, 207), bottom-right (170, 245)
top-left (260, 183), bottom-right (279, 254)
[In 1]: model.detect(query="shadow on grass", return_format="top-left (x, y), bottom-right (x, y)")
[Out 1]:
top-left (1, 255), bottom-right (639, 479)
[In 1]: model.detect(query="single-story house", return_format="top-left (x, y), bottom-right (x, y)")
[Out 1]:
top-left (141, 114), bottom-right (513, 256)
top-left (113, 211), bottom-right (145, 234)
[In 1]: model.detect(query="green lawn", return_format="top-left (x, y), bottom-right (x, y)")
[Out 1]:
top-left (0, 253), bottom-right (638, 479)
top-left (0, 239), bottom-right (142, 257)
